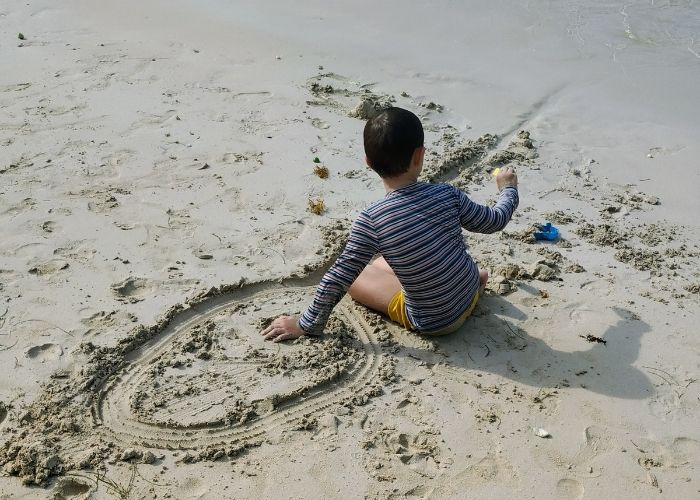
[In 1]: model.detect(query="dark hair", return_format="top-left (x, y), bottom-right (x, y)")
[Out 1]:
top-left (363, 107), bottom-right (424, 178)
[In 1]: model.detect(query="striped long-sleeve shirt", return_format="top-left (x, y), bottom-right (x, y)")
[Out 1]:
top-left (298, 182), bottom-right (519, 335)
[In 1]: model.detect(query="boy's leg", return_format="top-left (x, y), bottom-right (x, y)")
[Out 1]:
top-left (348, 258), bottom-right (400, 314)
top-left (350, 260), bottom-right (488, 316)
top-left (370, 256), bottom-right (393, 274)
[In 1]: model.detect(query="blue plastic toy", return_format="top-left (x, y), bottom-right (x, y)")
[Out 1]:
top-left (534, 223), bottom-right (559, 241)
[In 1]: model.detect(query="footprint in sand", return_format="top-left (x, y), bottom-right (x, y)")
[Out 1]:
top-left (54, 240), bottom-right (96, 263)
top-left (41, 221), bottom-right (58, 233)
top-left (430, 452), bottom-right (519, 497)
top-left (221, 152), bottom-right (264, 176)
top-left (86, 149), bottom-right (136, 179)
top-left (2, 154), bottom-right (41, 174)
top-left (25, 343), bottom-right (63, 362)
top-left (0, 82), bottom-right (31, 92)
top-left (555, 478), bottom-right (584, 499)
top-left (645, 363), bottom-right (699, 420)
top-left (51, 477), bottom-right (92, 499)
top-left (367, 429), bottom-right (440, 467)
top-left (459, 453), bottom-right (518, 485)
top-left (1, 197), bottom-right (36, 216)
top-left (86, 192), bottom-right (119, 213)
top-left (25, 102), bottom-right (87, 119)
top-left (633, 435), bottom-right (700, 471)
top-left (164, 207), bottom-right (193, 230)
top-left (572, 425), bottom-right (614, 466)
top-left (178, 477), bottom-right (209, 499)
top-left (310, 117), bottom-right (330, 129)
top-left (111, 276), bottom-right (152, 304)
top-left (531, 424), bottom-right (618, 488)
top-left (102, 149), bottom-right (135, 168)
top-left (6, 242), bottom-right (47, 259)
top-left (80, 309), bottom-right (138, 337)
top-left (136, 109), bottom-right (179, 126)
top-left (562, 302), bottom-right (637, 343)
top-left (28, 259), bottom-right (69, 276)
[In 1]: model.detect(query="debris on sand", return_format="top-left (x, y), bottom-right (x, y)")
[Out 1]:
top-left (309, 82), bottom-right (334, 95)
top-left (533, 428), bottom-right (551, 438)
top-left (307, 198), bottom-right (326, 215)
top-left (313, 165), bottom-right (329, 179)
top-left (579, 334), bottom-right (607, 345)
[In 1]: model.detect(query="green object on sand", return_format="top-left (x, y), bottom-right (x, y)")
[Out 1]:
top-left (18, 33), bottom-right (25, 40)
top-left (313, 156), bottom-right (321, 163)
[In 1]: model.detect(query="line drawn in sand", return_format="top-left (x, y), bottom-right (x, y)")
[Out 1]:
top-left (92, 285), bottom-right (391, 451)
top-left (0, 264), bottom-right (396, 485)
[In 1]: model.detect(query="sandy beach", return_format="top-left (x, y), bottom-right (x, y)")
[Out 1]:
top-left (1, 0), bottom-right (699, 498)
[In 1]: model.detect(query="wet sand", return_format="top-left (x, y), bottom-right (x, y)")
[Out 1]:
top-left (1, 0), bottom-right (699, 498)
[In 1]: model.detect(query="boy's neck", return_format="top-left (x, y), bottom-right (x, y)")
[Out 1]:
top-left (383, 173), bottom-right (418, 192)
top-left (382, 170), bottom-right (420, 192)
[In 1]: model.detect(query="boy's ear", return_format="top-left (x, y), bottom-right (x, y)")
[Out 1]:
top-left (365, 156), bottom-right (373, 168)
top-left (412, 146), bottom-right (425, 167)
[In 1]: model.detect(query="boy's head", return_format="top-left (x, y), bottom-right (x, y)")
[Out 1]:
top-left (363, 107), bottom-right (424, 178)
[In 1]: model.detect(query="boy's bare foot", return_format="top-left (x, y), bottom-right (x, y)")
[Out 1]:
top-left (478, 269), bottom-right (489, 294)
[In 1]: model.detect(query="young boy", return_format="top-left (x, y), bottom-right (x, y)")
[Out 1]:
top-left (261, 107), bottom-right (518, 341)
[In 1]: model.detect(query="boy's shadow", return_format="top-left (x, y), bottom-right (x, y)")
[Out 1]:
top-left (394, 295), bottom-right (654, 399)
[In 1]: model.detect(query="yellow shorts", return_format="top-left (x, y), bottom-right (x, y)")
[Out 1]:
top-left (387, 290), bottom-right (414, 330)
top-left (387, 290), bottom-right (481, 336)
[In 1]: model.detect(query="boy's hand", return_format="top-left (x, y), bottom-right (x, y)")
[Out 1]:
top-left (260, 315), bottom-right (305, 342)
top-left (496, 166), bottom-right (518, 191)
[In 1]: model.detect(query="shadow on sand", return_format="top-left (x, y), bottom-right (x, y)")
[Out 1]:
top-left (394, 295), bottom-right (653, 399)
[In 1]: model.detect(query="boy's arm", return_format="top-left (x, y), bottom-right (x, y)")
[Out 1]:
top-left (457, 166), bottom-right (519, 233)
top-left (261, 213), bottom-right (379, 341)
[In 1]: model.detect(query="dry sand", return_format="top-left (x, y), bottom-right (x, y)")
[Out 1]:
top-left (1, 0), bottom-right (699, 498)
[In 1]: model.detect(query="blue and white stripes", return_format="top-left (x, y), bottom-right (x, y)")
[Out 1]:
top-left (298, 182), bottom-right (519, 335)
